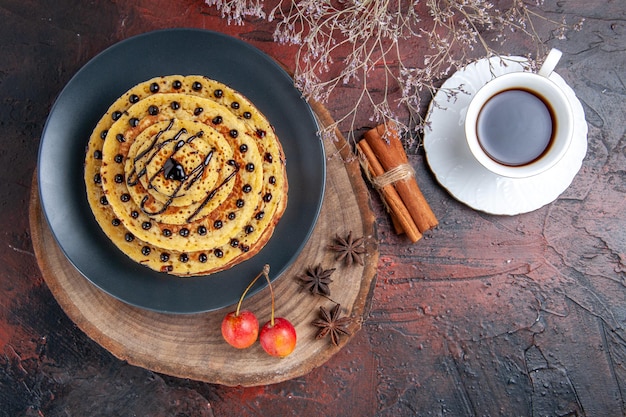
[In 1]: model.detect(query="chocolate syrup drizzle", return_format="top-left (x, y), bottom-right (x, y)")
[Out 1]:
top-left (186, 160), bottom-right (239, 223)
top-left (124, 119), bottom-right (238, 222)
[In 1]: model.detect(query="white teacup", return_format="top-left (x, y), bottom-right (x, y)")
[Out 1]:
top-left (464, 49), bottom-right (574, 178)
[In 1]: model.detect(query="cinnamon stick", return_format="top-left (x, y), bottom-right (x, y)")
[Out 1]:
top-left (390, 211), bottom-right (407, 236)
top-left (357, 140), bottom-right (422, 243)
top-left (363, 123), bottom-right (438, 233)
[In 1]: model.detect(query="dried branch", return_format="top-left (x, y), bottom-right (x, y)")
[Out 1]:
top-left (206, 0), bottom-right (582, 147)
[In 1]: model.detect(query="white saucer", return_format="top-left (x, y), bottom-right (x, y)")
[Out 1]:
top-left (423, 56), bottom-right (587, 215)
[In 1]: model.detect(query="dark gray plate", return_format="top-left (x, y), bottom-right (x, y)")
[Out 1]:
top-left (38, 28), bottom-right (325, 314)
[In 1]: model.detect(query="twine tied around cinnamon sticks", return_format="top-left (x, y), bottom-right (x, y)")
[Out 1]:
top-left (357, 123), bottom-right (438, 243)
top-left (370, 163), bottom-right (415, 189)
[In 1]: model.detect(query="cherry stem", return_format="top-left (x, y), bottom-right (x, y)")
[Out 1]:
top-left (235, 266), bottom-right (267, 316)
top-left (261, 264), bottom-right (274, 327)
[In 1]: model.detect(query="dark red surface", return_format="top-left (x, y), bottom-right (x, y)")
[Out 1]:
top-left (2, 0), bottom-right (626, 416)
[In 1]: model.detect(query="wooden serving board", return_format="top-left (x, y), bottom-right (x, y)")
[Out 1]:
top-left (29, 101), bottom-right (379, 387)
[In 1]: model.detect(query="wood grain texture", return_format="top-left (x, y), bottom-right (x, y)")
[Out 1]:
top-left (29, 101), bottom-right (378, 387)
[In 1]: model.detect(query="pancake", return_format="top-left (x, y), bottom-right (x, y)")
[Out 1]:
top-left (84, 75), bottom-right (288, 276)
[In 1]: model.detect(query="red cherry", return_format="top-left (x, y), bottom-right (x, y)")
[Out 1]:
top-left (260, 317), bottom-right (297, 357)
top-left (221, 309), bottom-right (259, 349)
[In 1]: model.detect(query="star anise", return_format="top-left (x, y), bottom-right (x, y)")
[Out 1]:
top-left (297, 264), bottom-right (336, 297)
top-left (329, 231), bottom-right (366, 266)
top-left (312, 303), bottom-right (353, 346)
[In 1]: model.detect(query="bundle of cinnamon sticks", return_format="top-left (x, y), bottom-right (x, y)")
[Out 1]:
top-left (357, 123), bottom-right (438, 242)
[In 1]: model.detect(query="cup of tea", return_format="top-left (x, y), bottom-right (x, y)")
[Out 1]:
top-left (464, 49), bottom-right (574, 178)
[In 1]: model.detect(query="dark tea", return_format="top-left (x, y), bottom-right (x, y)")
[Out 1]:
top-left (476, 89), bottom-right (555, 166)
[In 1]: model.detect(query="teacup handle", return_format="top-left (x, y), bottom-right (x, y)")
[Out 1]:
top-left (538, 48), bottom-right (563, 78)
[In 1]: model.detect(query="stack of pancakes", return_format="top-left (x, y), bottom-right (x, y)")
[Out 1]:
top-left (84, 75), bottom-right (288, 276)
